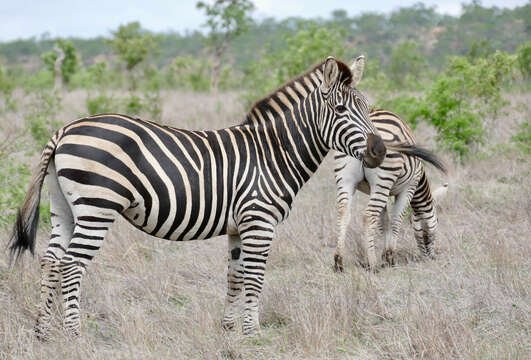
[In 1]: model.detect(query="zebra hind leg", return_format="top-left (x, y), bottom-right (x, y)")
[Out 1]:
top-left (410, 176), bottom-right (437, 260)
top-left (35, 162), bottom-right (74, 340)
top-left (383, 184), bottom-right (417, 267)
top-left (222, 234), bottom-right (244, 330)
top-left (60, 215), bottom-right (115, 337)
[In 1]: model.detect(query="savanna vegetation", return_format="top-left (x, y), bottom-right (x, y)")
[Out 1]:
top-left (0, 1), bottom-right (529, 358)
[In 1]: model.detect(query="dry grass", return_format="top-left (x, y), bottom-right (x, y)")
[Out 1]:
top-left (0, 90), bottom-right (529, 359)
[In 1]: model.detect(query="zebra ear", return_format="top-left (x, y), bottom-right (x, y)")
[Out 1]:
top-left (321, 56), bottom-right (339, 92)
top-left (350, 56), bottom-right (365, 86)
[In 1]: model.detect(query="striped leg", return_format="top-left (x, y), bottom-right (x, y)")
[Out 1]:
top-left (383, 184), bottom-right (417, 266)
top-left (238, 219), bottom-right (274, 335)
top-left (334, 181), bottom-right (356, 272)
top-left (334, 154), bottom-right (364, 272)
top-left (35, 165), bottom-right (74, 340)
top-left (410, 173), bottom-right (437, 259)
top-left (60, 216), bottom-right (114, 336)
top-left (362, 184), bottom-right (393, 271)
top-left (222, 234), bottom-right (244, 330)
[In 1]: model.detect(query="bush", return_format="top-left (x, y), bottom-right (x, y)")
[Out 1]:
top-left (512, 122), bottom-right (531, 154)
top-left (25, 90), bottom-right (62, 148)
top-left (0, 65), bottom-right (16, 112)
top-left (168, 56), bottom-right (211, 92)
top-left (516, 41), bottom-right (531, 80)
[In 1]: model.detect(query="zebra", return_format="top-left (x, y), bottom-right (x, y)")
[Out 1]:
top-left (9, 56), bottom-right (394, 338)
top-left (333, 109), bottom-right (447, 272)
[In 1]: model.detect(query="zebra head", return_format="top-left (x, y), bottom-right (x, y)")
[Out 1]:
top-left (319, 56), bottom-right (386, 168)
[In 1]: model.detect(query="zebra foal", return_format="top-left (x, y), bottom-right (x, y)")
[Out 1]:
top-left (333, 109), bottom-right (447, 272)
top-left (9, 56), bottom-right (389, 338)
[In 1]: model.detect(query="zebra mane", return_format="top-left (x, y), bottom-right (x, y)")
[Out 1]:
top-left (242, 58), bottom-right (353, 125)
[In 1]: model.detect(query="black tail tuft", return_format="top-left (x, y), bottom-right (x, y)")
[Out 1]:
top-left (8, 195), bottom-right (41, 265)
top-left (387, 143), bottom-right (447, 174)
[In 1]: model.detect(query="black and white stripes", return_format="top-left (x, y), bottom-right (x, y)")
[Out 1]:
top-left (9, 57), bottom-right (386, 337)
top-left (333, 109), bottom-right (447, 272)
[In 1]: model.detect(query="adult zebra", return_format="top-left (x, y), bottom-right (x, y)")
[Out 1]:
top-left (333, 109), bottom-right (447, 272)
top-left (9, 57), bottom-right (388, 338)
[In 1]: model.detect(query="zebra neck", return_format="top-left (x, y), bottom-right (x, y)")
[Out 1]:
top-left (244, 85), bottom-right (329, 196)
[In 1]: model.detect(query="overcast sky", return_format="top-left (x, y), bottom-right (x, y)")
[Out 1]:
top-left (0, 0), bottom-right (527, 42)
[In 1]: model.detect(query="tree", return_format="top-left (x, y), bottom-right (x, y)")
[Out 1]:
top-left (196, 0), bottom-right (254, 92)
top-left (108, 22), bottom-right (159, 89)
top-left (389, 40), bottom-right (426, 87)
top-left (42, 39), bottom-right (79, 88)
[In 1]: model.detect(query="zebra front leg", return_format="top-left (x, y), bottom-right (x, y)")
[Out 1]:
top-left (222, 234), bottom-right (243, 331)
top-left (35, 162), bottom-right (74, 340)
top-left (334, 186), bottom-right (355, 272)
top-left (362, 186), bottom-right (392, 271)
top-left (238, 219), bottom-right (274, 335)
top-left (60, 217), bottom-right (114, 337)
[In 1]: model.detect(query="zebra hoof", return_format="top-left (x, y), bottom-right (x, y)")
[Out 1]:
top-left (382, 249), bottom-right (396, 267)
top-left (34, 324), bottom-right (51, 342)
top-left (333, 254), bottom-right (344, 273)
top-left (221, 320), bottom-right (235, 331)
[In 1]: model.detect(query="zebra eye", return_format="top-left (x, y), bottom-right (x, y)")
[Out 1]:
top-left (335, 104), bottom-right (347, 113)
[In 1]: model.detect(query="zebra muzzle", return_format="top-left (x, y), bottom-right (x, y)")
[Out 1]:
top-left (363, 133), bottom-right (386, 168)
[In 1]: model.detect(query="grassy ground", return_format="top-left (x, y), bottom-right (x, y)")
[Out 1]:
top-left (0, 90), bottom-right (529, 359)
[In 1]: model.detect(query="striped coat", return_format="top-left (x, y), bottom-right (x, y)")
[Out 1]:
top-left (10, 57), bottom-right (390, 337)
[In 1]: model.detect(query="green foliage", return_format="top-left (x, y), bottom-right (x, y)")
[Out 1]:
top-left (197, 0), bottom-right (254, 48)
top-left (389, 40), bottom-right (426, 88)
top-left (377, 95), bottom-right (427, 129)
top-left (169, 56), bottom-right (211, 91)
top-left (109, 22), bottom-right (159, 72)
top-left (0, 65), bottom-right (16, 112)
top-left (516, 41), bottom-right (531, 80)
top-left (242, 21), bottom-right (345, 106)
top-left (467, 40), bottom-right (494, 61)
top-left (86, 94), bottom-right (116, 115)
top-left (197, 0), bottom-right (254, 91)
top-left (511, 122), bottom-right (531, 154)
top-left (42, 39), bottom-right (80, 85)
top-left (25, 91), bottom-right (62, 149)
top-left (0, 155), bottom-right (29, 229)
top-left (377, 51), bottom-right (516, 157)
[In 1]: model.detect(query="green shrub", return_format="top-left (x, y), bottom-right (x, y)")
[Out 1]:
top-left (86, 94), bottom-right (117, 115)
top-left (516, 41), bottom-right (531, 80)
top-left (168, 56), bottom-right (211, 92)
top-left (512, 122), bottom-right (531, 154)
top-left (25, 90), bottom-right (62, 148)
top-left (0, 65), bottom-right (16, 112)
top-left (377, 94), bottom-right (427, 129)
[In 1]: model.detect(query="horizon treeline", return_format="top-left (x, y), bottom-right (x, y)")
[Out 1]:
top-left (1, 1), bottom-right (530, 72)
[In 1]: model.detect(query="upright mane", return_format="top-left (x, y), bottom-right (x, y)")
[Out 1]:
top-left (242, 58), bottom-right (353, 125)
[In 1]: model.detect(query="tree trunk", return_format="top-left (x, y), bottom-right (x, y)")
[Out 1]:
top-left (53, 46), bottom-right (65, 90)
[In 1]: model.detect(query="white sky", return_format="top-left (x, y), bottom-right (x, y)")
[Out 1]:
top-left (0, 0), bottom-right (527, 42)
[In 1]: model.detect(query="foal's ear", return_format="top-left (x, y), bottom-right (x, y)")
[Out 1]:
top-left (321, 56), bottom-right (340, 92)
top-left (350, 56), bottom-right (365, 86)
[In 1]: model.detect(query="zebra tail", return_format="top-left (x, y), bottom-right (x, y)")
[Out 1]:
top-left (386, 143), bottom-right (447, 174)
top-left (8, 136), bottom-right (58, 264)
